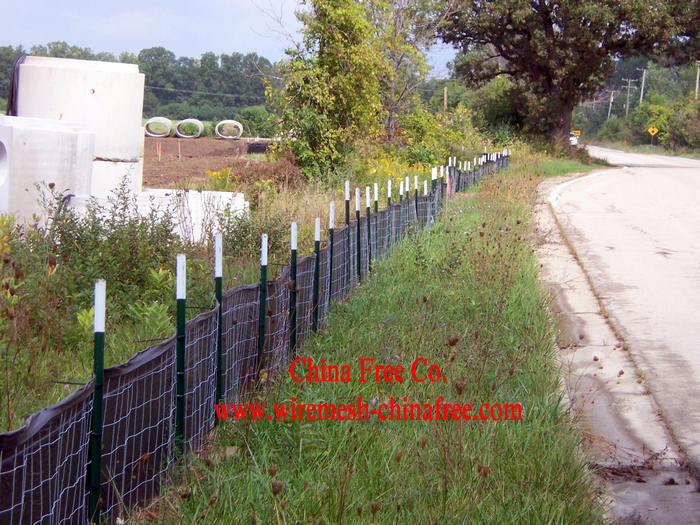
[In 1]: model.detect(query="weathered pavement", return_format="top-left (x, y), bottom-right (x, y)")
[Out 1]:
top-left (535, 146), bottom-right (700, 523)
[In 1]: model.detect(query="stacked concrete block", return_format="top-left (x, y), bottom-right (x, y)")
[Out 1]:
top-left (15, 56), bottom-right (145, 195)
top-left (0, 115), bottom-right (94, 219)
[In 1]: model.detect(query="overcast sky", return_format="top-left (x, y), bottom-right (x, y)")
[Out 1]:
top-left (1, 0), bottom-right (456, 77)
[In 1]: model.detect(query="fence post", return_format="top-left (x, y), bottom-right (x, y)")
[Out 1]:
top-left (374, 183), bottom-right (378, 214)
top-left (387, 179), bottom-right (392, 250)
top-left (312, 217), bottom-right (321, 332)
top-left (414, 175), bottom-right (419, 221)
top-left (176, 254), bottom-right (186, 456)
top-left (399, 181), bottom-right (404, 240)
top-left (431, 166), bottom-right (437, 192)
top-left (423, 180), bottom-right (428, 226)
top-left (345, 181), bottom-right (350, 295)
top-left (328, 202), bottom-right (335, 302)
top-left (256, 235), bottom-right (268, 381)
top-left (289, 223), bottom-right (298, 357)
top-left (404, 177), bottom-right (410, 229)
top-left (440, 165), bottom-right (445, 202)
top-left (89, 280), bottom-right (106, 525)
top-left (366, 187), bottom-right (371, 271)
top-left (214, 233), bottom-right (223, 412)
top-left (355, 187), bottom-right (361, 282)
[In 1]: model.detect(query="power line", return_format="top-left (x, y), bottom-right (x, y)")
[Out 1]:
top-left (145, 85), bottom-right (247, 98)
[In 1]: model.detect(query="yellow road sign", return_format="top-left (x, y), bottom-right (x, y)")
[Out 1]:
top-left (648, 126), bottom-right (659, 136)
top-left (572, 130), bottom-right (581, 136)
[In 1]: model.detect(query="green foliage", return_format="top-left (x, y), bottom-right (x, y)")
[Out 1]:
top-left (667, 100), bottom-right (700, 150)
top-left (51, 178), bottom-right (180, 308)
top-left (216, 208), bottom-right (289, 261)
top-left (366, 0), bottom-right (443, 141)
top-left (462, 77), bottom-right (526, 141)
top-left (270, 0), bottom-right (386, 180)
top-left (440, 1), bottom-right (684, 145)
top-left (576, 58), bottom-right (700, 151)
top-left (0, 177), bottom-right (233, 430)
top-left (396, 106), bottom-right (483, 167)
top-left (236, 106), bottom-right (276, 137)
top-left (597, 116), bottom-right (626, 142)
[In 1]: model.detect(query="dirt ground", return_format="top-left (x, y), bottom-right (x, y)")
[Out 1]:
top-left (143, 137), bottom-right (271, 188)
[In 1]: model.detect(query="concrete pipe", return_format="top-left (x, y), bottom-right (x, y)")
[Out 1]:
top-left (215, 120), bottom-right (244, 139)
top-left (144, 117), bottom-right (173, 138)
top-left (175, 118), bottom-right (205, 138)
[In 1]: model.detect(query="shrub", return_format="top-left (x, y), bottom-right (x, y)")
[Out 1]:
top-left (597, 116), bottom-right (625, 142)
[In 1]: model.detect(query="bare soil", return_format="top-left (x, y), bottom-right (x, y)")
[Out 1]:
top-left (143, 137), bottom-right (271, 188)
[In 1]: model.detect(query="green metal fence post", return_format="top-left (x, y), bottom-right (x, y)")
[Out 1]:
top-left (328, 202), bottom-right (335, 302)
top-left (414, 175), bottom-right (419, 223)
top-left (214, 233), bottom-right (223, 415)
top-left (399, 181), bottom-right (404, 240)
top-left (355, 187), bottom-right (361, 282)
top-left (374, 183), bottom-right (378, 214)
top-left (387, 179), bottom-right (392, 250)
top-left (366, 187), bottom-right (372, 271)
top-left (404, 177), bottom-right (409, 229)
top-left (312, 217), bottom-right (321, 332)
top-left (345, 181), bottom-right (350, 294)
top-left (289, 223), bottom-right (298, 357)
top-left (256, 235), bottom-right (268, 381)
top-left (176, 254), bottom-right (186, 456)
top-left (89, 280), bottom-right (106, 525)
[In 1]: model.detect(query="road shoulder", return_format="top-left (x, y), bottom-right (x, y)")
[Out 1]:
top-left (534, 172), bottom-right (700, 524)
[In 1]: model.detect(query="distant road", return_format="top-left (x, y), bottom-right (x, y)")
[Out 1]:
top-left (551, 145), bottom-right (700, 470)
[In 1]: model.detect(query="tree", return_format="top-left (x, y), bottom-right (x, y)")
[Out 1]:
top-left (439, 1), bottom-right (678, 146)
top-left (367, 0), bottom-right (455, 141)
top-left (271, 0), bottom-right (385, 179)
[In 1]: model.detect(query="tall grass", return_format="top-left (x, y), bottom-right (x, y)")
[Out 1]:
top-left (144, 155), bottom-right (604, 524)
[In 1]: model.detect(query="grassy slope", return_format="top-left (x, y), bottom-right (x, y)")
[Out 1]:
top-left (145, 156), bottom-right (603, 524)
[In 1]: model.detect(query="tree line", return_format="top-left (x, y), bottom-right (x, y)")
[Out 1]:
top-left (0, 42), bottom-right (273, 123)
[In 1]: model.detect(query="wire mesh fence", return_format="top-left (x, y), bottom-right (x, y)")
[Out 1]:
top-left (0, 154), bottom-right (510, 524)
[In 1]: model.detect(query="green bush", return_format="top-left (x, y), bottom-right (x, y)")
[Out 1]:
top-left (597, 116), bottom-right (626, 142)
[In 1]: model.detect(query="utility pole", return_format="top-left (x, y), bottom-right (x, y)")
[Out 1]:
top-left (443, 84), bottom-right (448, 111)
top-left (607, 89), bottom-right (615, 119)
top-left (621, 78), bottom-right (637, 117)
top-left (695, 61), bottom-right (700, 100)
top-left (637, 68), bottom-right (647, 105)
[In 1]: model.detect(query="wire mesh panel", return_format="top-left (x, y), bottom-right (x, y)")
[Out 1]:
top-left (329, 226), bottom-right (349, 302)
top-left (0, 383), bottom-right (93, 525)
top-left (184, 308), bottom-right (218, 454)
top-left (100, 337), bottom-right (176, 522)
top-left (315, 246), bottom-right (331, 329)
top-left (263, 273), bottom-right (290, 380)
top-left (221, 284), bottom-right (259, 402)
top-left (389, 203), bottom-right (401, 248)
top-left (417, 195), bottom-right (430, 228)
top-left (399, 200), bottom-right (410, 240)
top-left (346, 221), bottom-right (359, 295)
top-left (407, 197), bottom-right (418, 227)
top-left (374, 209), bottom-right (390, 261)
top-left (359, 216), bottom-right (369, 276)
top-left (369, 214), bottom-right (378, 263)
top-left (293, 255), bottom-right (317, 349)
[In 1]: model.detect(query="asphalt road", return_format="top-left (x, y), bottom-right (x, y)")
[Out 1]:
top-left (551, 145), bottom-right (700, 470)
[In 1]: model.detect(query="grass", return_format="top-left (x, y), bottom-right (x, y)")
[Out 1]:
top-left (141, 155), bottom-right (604, 524)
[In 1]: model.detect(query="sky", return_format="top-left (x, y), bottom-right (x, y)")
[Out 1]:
top-left (1, 0), bottom-right (456, 77)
